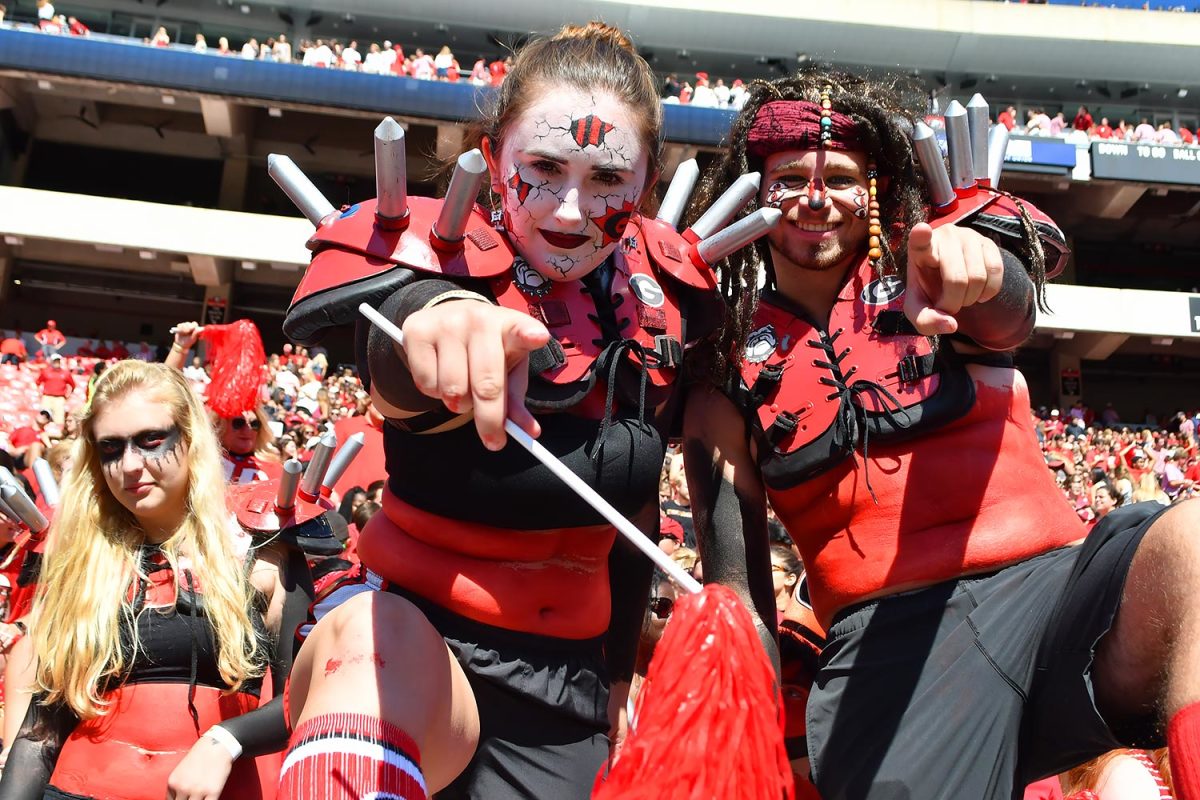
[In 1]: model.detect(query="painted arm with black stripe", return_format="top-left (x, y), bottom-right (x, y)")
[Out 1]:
top-left (681, 385), bottom-right (780, 678)
top-left (950, 248), bottom-right (1036, 351)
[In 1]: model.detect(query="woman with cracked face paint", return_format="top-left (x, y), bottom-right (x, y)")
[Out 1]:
top-left (279, 21), bottom-right (725, 800)
top-left (0, 361), bottom-right (299, 800)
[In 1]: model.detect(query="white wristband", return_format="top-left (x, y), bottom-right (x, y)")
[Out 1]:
top-left (204, 724), bottom-right (243, 760)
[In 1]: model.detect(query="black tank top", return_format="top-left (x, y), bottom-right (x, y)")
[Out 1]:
top-left (117, 549), bottom-right (264, 697)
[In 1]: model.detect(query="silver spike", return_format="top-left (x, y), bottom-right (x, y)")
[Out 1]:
top-left (656, 158), bottom-right (700, 230)
top-left (299, 433), bottom-right (338, 499)
top-left (0, 466), bottom-right (19, 491)
top-left (32, 459), bottom-right (60, 508)
top-left (0, 493), bottom-right (16, 522)
top-left (276, 458), bottom-right (305, 511)
top-left (0, 485), bottom-right (48, 534)
top-left (696, 208), bottom-right (782, 266)
top-left (434, 149), bottom-right (488, 244)
top-left (374, 117), bottom-right (409, 223)
top-left (268, 154), bottom-right (336, 226)
top-left (912, 122), bottom-right (956, 209)
top-left (322, 432), bottom-right (365, 492)
top-left (966, 94), bottom-right (991, 183)
top-left (987, 123), bottom-right (1011, 188)
top-left (689, 172), bottom-right (760, 240)
top-left (944, 101), bottom-right (975, 191)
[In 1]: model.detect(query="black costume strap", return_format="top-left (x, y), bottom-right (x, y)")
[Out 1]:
top-left (766, 410), bottom-right (799, 448)
top-left (871, 310), bottom-right (920, 337)
top-left (528, 338), bottom-right (567, 374)
top-left (748, 362), bottom-right (786, 409)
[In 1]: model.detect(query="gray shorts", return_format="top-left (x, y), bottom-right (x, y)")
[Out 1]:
top-left (807, 502), bottom-right (1170, 800)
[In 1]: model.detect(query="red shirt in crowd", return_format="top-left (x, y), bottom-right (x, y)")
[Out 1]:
top-left (111, 342), bottom-right (130, 360)
top-left (0, 337), bottom-right (26, 358)
top-left (1072, 111), bottom-right (1093, 132)
top-left (37, 366), bottom-right (75, 397)
top-left (8, 426), bottom-right (39, 448)
top-left (1181, 127), bottom-right (1195, 145)
top-left (95, 343), bottom-right (113, 360)
top-left (998, 109), bottom-right (1015, 130)
top-left (488, 59), bottom-right (507, 87)
top-left (35, 328), bottom-right (65, 349)
top-left (1093, 123), bottom-right (1113, 139)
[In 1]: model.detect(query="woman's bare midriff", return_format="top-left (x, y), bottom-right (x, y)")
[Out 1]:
top-left (357, 491), bottom-right (617, 639)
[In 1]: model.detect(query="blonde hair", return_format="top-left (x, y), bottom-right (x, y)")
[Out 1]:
top-left (1131, 472), bottom-right (1168, 505)
top-left (32, 361), bottom-right (262, 720)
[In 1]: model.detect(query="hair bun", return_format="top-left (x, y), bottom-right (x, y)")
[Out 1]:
top-left (552, 21), bottom-right (635, 55)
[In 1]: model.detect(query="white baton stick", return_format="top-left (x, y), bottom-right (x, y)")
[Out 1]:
top-left (358, 303), bottom-right (702, 594)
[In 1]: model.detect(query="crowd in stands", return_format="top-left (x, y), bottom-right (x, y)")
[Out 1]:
top-left (1036, 402), bottom-right (1199, 527)
top-left (993, 0), bottom-right (1200, 10)
top-left (1, 324), bottom-right (366, 476)
top-left (661, 72), bottom-right (750, 109)
top-left (1, 8), bottom-right (759, 104)
top-left (993, 103), bottom-right (1199, 146)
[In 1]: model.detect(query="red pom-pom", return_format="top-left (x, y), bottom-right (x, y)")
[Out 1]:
top-left (594, 583), bottom-right (794, 800)
top-left (200, 319), bottom-right (267, 418)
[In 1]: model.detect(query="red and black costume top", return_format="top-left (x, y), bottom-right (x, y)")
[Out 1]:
top-left (734, 195), bottom-right (1084, 626)
top-left (0, 548), bottom-right (281, 800)
top-left (280, 198), bottom-right (716, 667)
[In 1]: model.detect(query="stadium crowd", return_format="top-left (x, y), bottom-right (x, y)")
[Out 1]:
top-left (993, 104), bottom-right (1200, 145)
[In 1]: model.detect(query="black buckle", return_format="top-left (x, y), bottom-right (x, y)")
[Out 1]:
top-left (649, 335), bottom-right (682, 368)
top-left (749, 362), bottom-right (785, 407)
top-left (897, 353), bottom-right (934, 384)
top-left (766, 410), bottom-right (798, 446)
top-left (529, 339), bottom-right (567, 374)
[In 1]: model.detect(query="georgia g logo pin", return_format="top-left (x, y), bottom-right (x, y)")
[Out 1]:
top-left (861, 274), bottom-right (905, 306)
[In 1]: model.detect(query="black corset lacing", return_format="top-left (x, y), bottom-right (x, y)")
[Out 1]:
top-left (807, 326), bottom-right (913, 502)
top-left (580, 268), bottom-right (652, 466)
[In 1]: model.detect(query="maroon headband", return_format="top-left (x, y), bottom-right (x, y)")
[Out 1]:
top-left (746, 100), bottom-right (865, 158)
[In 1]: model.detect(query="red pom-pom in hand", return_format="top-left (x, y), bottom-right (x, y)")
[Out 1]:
top-left (200, 320), bottom-right (267, 418)
top-left (594, 583), bottom-right (794, 800)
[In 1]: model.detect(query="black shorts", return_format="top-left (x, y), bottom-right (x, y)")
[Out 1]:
top-left (807, 502), bottom-right (1170, 800)
top-left (388, 587), bottom-right (610, 800)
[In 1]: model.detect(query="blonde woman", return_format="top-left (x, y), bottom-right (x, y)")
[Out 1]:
top-left (0, 361), bottom-right (295, 800)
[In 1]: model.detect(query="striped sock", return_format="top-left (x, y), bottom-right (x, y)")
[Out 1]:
top-left (278, 713), bottom-right (428, 800)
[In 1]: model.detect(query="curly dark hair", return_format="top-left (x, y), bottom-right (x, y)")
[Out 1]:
top-left (688, 65), bottom-right (1047, 387)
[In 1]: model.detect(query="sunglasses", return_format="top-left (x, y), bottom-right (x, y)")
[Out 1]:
top-left (231, 417), bottom-right (262, 431)
top-left (649, 596), bottom-right (674, 620)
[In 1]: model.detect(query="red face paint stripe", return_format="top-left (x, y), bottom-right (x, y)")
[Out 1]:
top-left (508, 172), bottom-right (532, 204)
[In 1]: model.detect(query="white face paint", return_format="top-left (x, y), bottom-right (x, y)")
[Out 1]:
top-left (485, 87), bottom-right (651, 283)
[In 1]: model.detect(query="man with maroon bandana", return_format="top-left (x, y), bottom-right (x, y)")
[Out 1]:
top-left (683, 69), bottom-right (1200, 800)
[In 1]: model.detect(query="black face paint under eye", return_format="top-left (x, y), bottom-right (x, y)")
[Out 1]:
top-left (97, 426), bottom-right (183, 466)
